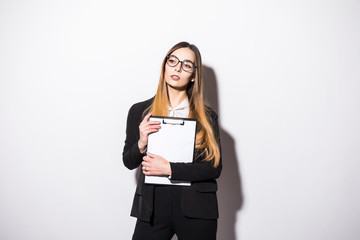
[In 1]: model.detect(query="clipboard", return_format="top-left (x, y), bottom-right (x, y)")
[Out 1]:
top-left (144, 116), bottom-right (197, 186)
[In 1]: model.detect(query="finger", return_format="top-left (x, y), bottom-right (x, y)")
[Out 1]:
top-left (142, 112), bottom-right (153, 123)
top-left (142, 127), bottom-right (161, 135)
top-left (142, 122), bottom-right (161, 130)
top-left (142, 156), bottom-right (151, 162)
top-left (139, 126), bottom-right (160, 138)
top-left (142, 125), bottom-right (161, 130)
top-left (142, 165), bottom-right (152, 175)
top-left (147, 152), bottom-right (158, 158)
top-left (139, 128), bottom-right (158, 136)
top-left (143, 129), bottom-right (160, 136)
top-left (140, 122), bottom-right (160, 133)
top-left (146, 120), bottom-right (161, 125)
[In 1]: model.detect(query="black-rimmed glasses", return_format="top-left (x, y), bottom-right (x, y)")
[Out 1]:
top-left (166, 55), bottom-right (196, 73)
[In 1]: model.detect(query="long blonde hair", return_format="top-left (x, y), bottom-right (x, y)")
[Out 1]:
top-left (146, 42), bottom-right (220, 167)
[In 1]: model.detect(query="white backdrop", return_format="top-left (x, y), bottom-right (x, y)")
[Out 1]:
top-left (1, 0), bottom-right (359, 239)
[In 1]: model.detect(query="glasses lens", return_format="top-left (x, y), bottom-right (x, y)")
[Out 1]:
top-left (182, 60), bottom-right (194, 72)
top-left (167, 56), bottom-right (179, 67)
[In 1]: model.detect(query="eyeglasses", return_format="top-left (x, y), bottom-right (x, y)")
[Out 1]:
top-left (166, 55), bottom-right (196, 73)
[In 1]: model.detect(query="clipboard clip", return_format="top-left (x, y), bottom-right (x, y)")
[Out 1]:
top-left (163, 118), bottom-right (185, 125)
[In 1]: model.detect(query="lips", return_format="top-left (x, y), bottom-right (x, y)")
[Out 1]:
top-left (171, 75), bottom-right (180, 80)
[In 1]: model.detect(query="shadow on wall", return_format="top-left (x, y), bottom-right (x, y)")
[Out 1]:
top-left (203, 65), bottom-right (244, 240)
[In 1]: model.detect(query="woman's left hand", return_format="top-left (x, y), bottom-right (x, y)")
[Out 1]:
top-left (142, 152), bottom-right (172, 176)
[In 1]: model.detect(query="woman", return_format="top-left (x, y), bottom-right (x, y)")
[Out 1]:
top-left (123, 41), bottom-right (222, 240)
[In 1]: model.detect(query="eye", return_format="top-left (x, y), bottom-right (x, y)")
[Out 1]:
top-left (168, 56), bottom-right (179, 64)
top-left (183, 61), bottom-right (193, 69)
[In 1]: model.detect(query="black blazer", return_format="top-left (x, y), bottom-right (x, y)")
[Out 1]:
top-left (123, 98), bottom-right (222, 222)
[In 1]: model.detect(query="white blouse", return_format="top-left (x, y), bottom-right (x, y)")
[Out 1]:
top-left (168, 98), bottom-right (190, 118)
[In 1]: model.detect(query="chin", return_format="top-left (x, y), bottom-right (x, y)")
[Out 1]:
top-left (166, 82), bottom-right (188, 91)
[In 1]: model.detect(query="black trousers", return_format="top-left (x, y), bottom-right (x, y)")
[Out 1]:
top-left (132, 185), bottom-right (217, 240)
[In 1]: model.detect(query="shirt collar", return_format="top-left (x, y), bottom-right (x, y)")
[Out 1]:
top-left (168, 98), bottom-right (190, 118)
top-left (168, 98), bottom-right (189, 111)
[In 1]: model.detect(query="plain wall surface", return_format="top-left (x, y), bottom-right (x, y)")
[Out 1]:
top-left (1, 0), bottom-right (359, 239)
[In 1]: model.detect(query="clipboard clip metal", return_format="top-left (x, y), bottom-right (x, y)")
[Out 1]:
top-left (163, 118), bottom-right (185, 125)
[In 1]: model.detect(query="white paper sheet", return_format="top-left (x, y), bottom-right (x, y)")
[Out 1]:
top-left (144, 116), bottom-right (197, 186)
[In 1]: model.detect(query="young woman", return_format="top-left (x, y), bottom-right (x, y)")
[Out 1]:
top-left (123, 42), bottom-right (222, 240)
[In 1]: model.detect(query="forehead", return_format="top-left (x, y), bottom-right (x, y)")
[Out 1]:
top-left (171, 48), bottom-right (195, 62)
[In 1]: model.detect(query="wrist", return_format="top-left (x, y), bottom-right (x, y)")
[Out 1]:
top-left (138, 141), bottom-right (147, 153)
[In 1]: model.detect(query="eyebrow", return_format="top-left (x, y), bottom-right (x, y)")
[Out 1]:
top-left (170, 54), bottom-right (195, 64)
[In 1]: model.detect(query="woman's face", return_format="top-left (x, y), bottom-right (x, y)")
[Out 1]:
top-left (164, 47), bottom-right (196, 91)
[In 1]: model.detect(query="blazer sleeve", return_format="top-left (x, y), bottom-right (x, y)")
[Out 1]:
top-left (122, 104), bottom-right (144, 170)
top-left (169, 110), bottom-right (222, 182)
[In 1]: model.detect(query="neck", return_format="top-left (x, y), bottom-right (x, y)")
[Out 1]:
top-left (167, 87), bottom-right (188, 109)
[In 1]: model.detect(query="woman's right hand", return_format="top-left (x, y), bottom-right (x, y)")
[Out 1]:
top-left (138, 112), bottom-right (161, 153)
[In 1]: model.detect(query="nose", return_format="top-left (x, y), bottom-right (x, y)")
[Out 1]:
top-left (175, 61), bottom-right (183, 72)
